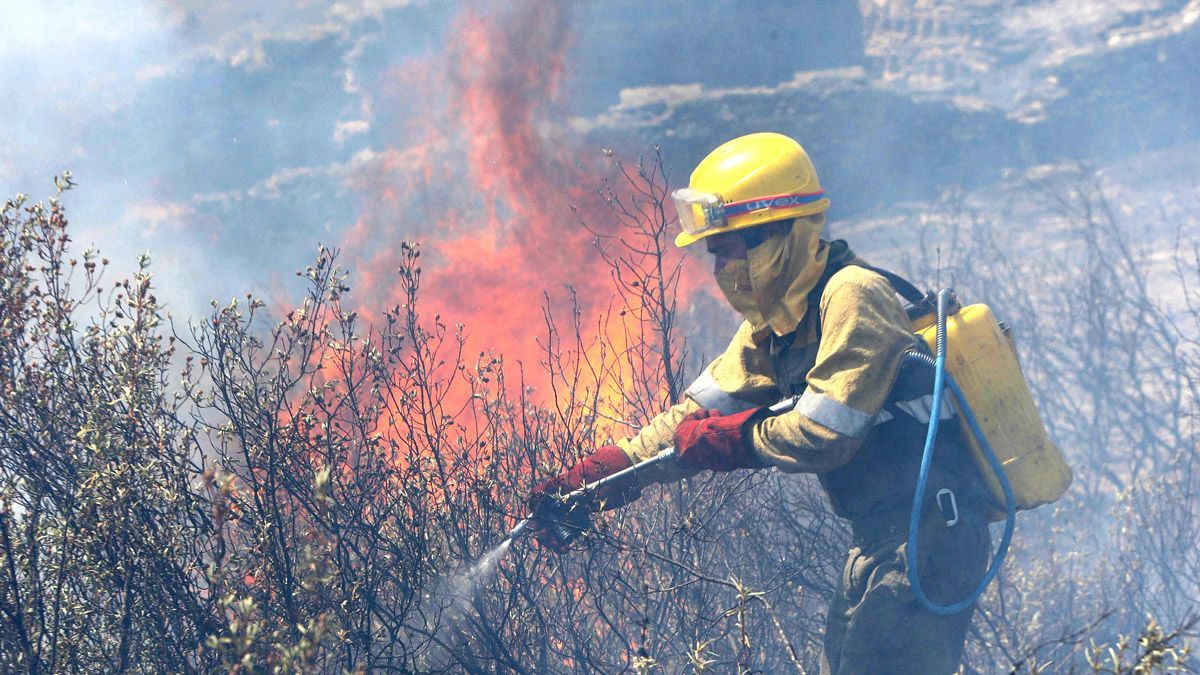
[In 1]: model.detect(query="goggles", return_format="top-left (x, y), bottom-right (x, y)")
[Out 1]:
top-left (671, 188), bottom-right (826, 236)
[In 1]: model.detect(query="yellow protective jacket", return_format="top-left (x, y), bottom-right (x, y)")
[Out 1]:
top-left (618, 235), bottom-right (963, 520)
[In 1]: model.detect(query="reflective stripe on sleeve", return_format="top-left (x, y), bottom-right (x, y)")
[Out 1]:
top-left (874, 393), bottom-right (956, 426)
top-left (894, 393), bottom-right (956, 423)
top-left (684, 370), bottom-right (759, 415)
top-left (797, 389), bottom-right (875, 438)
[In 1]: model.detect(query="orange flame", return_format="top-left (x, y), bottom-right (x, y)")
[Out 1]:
top-left (341, 0), bottom-right (705, 425)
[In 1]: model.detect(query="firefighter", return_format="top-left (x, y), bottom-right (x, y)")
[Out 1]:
top-left (528, 132), bottom-right (990, 674)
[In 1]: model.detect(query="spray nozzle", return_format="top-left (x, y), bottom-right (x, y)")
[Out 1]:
top-left (530, 492), bottom-right (594, 552)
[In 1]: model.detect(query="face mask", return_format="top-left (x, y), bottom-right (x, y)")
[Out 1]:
top-left (714, 257), bottom-right (766, 328)
top-left (711, 220), bottom-right (826, 336)
top-left (713, 231), bottom-right (791, 331)
top-left (746, 228), bottom-right (792, 310)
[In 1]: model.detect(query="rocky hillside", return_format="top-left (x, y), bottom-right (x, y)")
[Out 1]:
top-left (576, 0), bottom-right (1200, 225)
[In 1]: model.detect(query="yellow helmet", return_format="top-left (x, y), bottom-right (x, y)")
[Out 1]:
top-left (673, 132), bottom-right (830, 247)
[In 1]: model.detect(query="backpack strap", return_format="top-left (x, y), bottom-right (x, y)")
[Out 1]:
top-left (854, 263), bottom-right (925, 305)
top-left (808, 239), bottom-right (928, 309)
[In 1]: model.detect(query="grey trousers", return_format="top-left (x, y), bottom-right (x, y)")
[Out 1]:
top-left (820, 510), bottom-right (991, 675)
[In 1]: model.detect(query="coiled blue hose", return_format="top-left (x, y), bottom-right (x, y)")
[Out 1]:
top-left (905, 289), bottom-right (1017, 615)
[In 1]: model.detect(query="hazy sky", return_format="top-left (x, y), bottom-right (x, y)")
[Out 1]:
top-left (0, 0), bottom-right (866, 317)
top-left (2, 0), bottom-right (1196, 329)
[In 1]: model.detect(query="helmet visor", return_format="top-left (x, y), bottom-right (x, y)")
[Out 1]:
top-left (672, 188), bottom-right (727, 236)
top-left (673, 188), bottom-right (828, 238)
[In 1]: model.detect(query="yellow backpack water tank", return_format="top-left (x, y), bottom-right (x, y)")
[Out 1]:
top-left (915, 303), bottom-right (1072, 515)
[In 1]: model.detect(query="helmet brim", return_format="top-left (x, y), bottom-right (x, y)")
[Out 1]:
top-left (674, 230), bottom-right (705, 248)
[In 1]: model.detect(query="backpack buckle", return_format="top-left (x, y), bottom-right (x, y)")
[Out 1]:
top-left (936, 488), bottom-right (959, 527)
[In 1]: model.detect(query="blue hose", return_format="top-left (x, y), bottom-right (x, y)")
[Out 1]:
top-left (905, 289), bottom-right (1018, 615)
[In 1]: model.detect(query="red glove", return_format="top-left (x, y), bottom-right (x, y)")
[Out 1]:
top-left (527, 445), bottom-right (639, 511)
top-left (673, 407), bottom-right (769, 471)
top-left (527, 445), bottom-right (640, 552)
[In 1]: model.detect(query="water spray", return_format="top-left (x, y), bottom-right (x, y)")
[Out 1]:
top-left (416, 445), bottom-right (682, 668)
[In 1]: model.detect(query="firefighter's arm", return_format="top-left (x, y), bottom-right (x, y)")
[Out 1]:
top-left (615, 398), bottom-right (702, 484)
top-left (747, 268), bottom-right (914, 473)
top-left (618, 320), bottom-right (780, 485)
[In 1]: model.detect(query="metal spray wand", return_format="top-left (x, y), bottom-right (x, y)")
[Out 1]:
top-left (505, 446), bottom-right (677, 545)
top-left (505, 395), bottom-right (799, 548)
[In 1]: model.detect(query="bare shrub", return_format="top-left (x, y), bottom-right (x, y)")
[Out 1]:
top-left (1, 154), bottom-right (1195, 673)
top-left (0, 181), bottom-right (218, 672)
